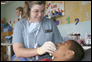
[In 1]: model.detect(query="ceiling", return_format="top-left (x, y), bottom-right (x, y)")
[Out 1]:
top-left (1, 1), bottom-right (15, 6)
top-left (1, 1), bottom-right (8, 4)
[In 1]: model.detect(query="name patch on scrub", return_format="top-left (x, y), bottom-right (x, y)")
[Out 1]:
top-left (45, 29), bottom-right (52, 33)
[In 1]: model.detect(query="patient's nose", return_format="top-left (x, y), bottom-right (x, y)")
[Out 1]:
top-left (56, 43), bottom-right (62, 46)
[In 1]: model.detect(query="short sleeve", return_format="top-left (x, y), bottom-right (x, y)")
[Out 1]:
top-left (52, 21), bottom-right (64, 44)
top-left (12, 22), bottom-right (24, 44)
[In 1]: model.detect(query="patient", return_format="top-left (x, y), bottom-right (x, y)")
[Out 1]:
top-left (40, 40), bottom-right (85, 61)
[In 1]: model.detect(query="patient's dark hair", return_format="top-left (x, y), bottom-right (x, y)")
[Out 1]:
top-left (69, 40), bottom-right (84, 61)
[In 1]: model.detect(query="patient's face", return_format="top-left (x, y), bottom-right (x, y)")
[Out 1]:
top-left (52, 41), bottom-right (72, 60)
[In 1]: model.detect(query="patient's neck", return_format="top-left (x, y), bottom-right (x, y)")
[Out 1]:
top-left (52, 58), bottom-right (61, 61)
top-left (52, 57), bottom-right (69, 61)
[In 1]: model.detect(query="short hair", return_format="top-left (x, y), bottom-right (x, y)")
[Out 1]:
top-left (69, 40), bottom-right (85, 61)
top-left (16, 7), bottom-right (23, 15)
top-left (23, 1), bottom-right (46, 20)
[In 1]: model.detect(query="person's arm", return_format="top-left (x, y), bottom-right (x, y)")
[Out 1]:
top-left (13, 43), bottom-right (39, 58)
top-left (13, 41), bottom-right (56, 58)
top-left (12, 21), bottom-right (38, 58)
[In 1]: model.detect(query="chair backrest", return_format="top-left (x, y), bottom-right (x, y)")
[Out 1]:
top-left (81, 48), bottom-right (91, 61)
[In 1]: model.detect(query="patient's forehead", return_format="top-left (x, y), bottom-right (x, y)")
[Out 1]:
top-left (56, 40), bottom-right (72, 47)
top-left (64, 40), bottom-right (73, 44)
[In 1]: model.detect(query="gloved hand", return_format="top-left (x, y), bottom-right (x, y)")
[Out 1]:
top-left (37, 41), bottom-right (56, 55)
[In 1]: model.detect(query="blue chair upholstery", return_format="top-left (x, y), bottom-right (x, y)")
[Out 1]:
top-left (12, 54), bottom-right (27, 61)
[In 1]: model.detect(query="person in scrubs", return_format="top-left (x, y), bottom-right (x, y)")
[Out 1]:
top-left (16, 7), bottom-right (23, 21)
top-left (12, 1), bottom-right (63, 61)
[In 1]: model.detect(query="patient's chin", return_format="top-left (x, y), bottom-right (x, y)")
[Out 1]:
top-left (51, 53), bottom-right (55, 56)
top-left (51, 53), bottom-right (56, 58)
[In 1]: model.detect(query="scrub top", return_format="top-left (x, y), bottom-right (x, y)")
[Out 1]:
top-left (12, 17), bottom-right (63, 61)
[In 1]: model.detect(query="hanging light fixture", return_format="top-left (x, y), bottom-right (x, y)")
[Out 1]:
top-left (1, 1), bottom-right (8, 4)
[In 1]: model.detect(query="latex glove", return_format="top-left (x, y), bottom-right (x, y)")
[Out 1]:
top-left (37, 41), bottom-right (56, 55)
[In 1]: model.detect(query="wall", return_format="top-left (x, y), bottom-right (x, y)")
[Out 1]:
top-left (57, 21), bottom-right (91, 39)
top-left (56, 1), bottom-right (91, 39)
top-left (56, 1), bottom-right (91, 25)
top-left (1, 1), bottom-right (24, 28)
top-left (1, 5), bottom-right (5, 20)
top-left (5, 1), bottom-right (24, 27)
top-left (1, 1), bottom-right (91, 39)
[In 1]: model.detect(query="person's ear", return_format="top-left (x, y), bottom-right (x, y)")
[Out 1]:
top-left (66, 50), bottom-right (74, 57)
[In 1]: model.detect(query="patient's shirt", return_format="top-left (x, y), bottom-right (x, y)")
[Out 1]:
top-left (40, 58), bottom-right (52, 61)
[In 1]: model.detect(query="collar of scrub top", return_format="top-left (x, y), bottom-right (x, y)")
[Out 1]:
top-left (28, 22), bottom-right (41, 33)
